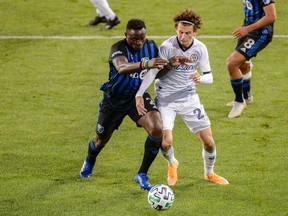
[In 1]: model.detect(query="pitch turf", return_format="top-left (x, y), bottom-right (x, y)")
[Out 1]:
top-left (1, 0), bottom-right (287, 215)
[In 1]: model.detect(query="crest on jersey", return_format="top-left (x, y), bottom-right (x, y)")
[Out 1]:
top-left (172, 49), bottom-right (177, 56)
top-left (190, 53), bottom-right (199, 62)
top-left (245, 0), bottom-right (253, 10)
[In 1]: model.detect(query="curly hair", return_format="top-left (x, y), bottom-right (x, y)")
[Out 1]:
top-left (173, 8), bottom-right (202, 31)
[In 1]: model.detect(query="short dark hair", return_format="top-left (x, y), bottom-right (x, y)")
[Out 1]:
top-left (126, 19), bottom-right (146, 31)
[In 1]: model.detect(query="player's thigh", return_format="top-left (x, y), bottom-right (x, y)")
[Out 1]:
top-left (129, 92), bottom-right (162, 135)
top-left (96, 103), bottom-right (125, 138)
top-left (158, 103), bottom-right (177, 131)
top-left (179, 95), bottom-right (211, 134)
top-left (235, 34), bottom-right (271, 60)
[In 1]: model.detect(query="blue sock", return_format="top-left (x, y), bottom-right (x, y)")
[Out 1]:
top-left (87, 140), bottom-right (101, 164)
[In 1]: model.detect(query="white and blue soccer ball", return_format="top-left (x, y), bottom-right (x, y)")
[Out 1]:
top-left (147, 184), bottom-right (174, 211)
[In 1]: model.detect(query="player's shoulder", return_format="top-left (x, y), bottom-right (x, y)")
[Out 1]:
top-left (111, 38), bottom-right (126, 47)
top-left (193, 38), bottom-right (208, 49)
top-left (110, 39), bottom-right (127, 59)
top-left (262, 0), bottom-right (275, 6)
top-left (146, 38), bottom-right (156, 43)
top-left (160, 36), bottom-right (177, 48)
top-left (163, 36), bottom-right (177, 44)
top-left (193, 37), bottom-right (204, 45)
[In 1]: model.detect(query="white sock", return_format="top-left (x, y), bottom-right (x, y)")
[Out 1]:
top-left (161, 146), bottom-right (176, 164)
top-left (202, 148), bottom-right (216, 176)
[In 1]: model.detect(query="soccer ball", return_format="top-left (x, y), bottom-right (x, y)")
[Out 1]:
top-left (147, 184), bottom-right (174, 211)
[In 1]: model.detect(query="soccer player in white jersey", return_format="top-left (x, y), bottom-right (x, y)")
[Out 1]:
top-left (135, 9), bottom-right (229, 186)
top-left (88, 0), bottom-right (120, 30)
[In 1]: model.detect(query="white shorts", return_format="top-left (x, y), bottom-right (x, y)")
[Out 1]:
top-left (156, 93), bottom-right (211, 133)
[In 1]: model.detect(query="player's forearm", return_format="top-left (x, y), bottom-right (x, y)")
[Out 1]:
top-left (135, 68), bottom-right (158, 97)
top-left (199, 72), bottom-right (213, 85)
top-left (117, 62), bottom-right (143, 74)
top-left (246, 4), bottom-right (276, 33)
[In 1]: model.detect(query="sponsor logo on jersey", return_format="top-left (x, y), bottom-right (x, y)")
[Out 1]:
top-left (130, 69), bottom-right (148, 79)
top-left (130, 57), bottom-right (149, 79)
top-left (175, 64), bottom-right (197, 71)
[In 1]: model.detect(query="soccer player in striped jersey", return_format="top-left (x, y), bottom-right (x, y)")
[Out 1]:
top-left (80, 19), bottom-right (169, 190)
top-left (135, 9), bottom-right (229, 186)
top-left (227, 0), bottom-right (276, 118)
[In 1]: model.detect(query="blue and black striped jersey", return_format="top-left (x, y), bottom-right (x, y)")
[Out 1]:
top-left (243, 0), bottom-right (274, 34)
top-left (100, 39), bottom-right (158, 111)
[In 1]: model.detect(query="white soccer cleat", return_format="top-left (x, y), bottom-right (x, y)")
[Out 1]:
top-left (245, 95), bottom-right (253, 105)
top-left (226, 96), bottom-right (253, 107)
top-left (228, 101), bottom-right (247, 118)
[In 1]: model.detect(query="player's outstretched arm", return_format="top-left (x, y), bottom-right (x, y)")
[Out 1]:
top-left (135, 68), bottom-right (159, 115)
top-left (156, 56), bottom-right (192, 78)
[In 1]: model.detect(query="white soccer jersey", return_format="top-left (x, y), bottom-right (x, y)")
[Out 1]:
top-left (155, 36), bottom-right (211, 102)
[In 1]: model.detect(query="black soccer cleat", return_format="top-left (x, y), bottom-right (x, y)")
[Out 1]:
top-left (102, 16), bottom-right (121, 30)
top-left (89, 16), bottom-right (107, 26)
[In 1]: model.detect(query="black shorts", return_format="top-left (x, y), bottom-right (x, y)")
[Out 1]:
top-left (235, 31), bottom-right (272, 60)
top-left (95, 92), bottom-right (158, 138)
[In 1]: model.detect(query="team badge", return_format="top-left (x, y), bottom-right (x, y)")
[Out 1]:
top-left (173, 49), bottom-right (177, 56)
top-left (97, 123), bottom-right (104, 134)
top-left (245, 0), bottom-right (253, 10)
top-left (190, 53), bottom-right (199, 62)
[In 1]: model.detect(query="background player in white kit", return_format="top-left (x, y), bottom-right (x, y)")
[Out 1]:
top-left (135, 9), bottom-right (229, 186)
top-left (88, 0), bottom-right (120, 30)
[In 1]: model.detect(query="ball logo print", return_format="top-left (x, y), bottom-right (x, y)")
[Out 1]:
top-left (147, 184), bottom-right (174, 211)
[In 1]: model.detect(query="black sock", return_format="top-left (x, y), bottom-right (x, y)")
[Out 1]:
top-left (137, 135), bottom-right (161, 174)
top-left (231, 78), bottom-right (244, 102)
top-left (243, 79), bottom-right (251, 99)
top-left (86, 140), bottom-right (102, 164)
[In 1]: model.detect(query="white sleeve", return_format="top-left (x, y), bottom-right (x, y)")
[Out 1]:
top-left (199, 72), bottom-right (213, 85)
top-left (198, 43), bottom-right (211, 73)
top-left (135, 69), bottom-right (159, 97)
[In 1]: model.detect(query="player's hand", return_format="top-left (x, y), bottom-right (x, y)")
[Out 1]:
top-left (189, 71), bottom-right (201, 83)
top-left (148, 58), bottom-right (169, 69)
top-left (169, 56), bottom-right (192, 66)
top-left (135, 96), bottom-right (147, 116)
top-left (233, 26), bottom-right (249, 39)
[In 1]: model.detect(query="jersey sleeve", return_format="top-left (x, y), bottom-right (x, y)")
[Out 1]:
top-left (109, 40), bottom-right (126, 62)
top-left (158, 42), bottom-right (170, 60)
top-left (198, 43), bottom-right (211, 73)
top-left (135, 68), bottom-right (159, 97)
top-left (262, 0), bottom-right (275, 6)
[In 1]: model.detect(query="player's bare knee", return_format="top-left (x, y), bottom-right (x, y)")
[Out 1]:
top-left (203, 139), bottom-right (215, 151)
top-left (162, 139), bottom-right (172, 150)
top-left (94, 135), bottom-right (110, 149)
top-left (149, 126), bottom-right (162, 138)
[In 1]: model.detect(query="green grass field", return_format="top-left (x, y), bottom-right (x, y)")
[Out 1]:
top-left (1, 0), bottom-right (288, 215)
